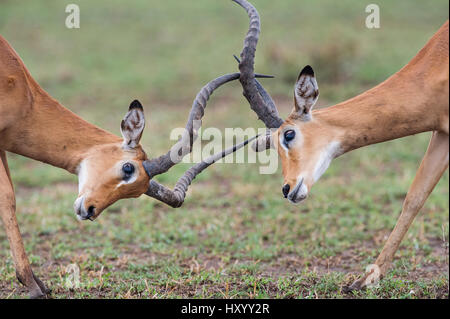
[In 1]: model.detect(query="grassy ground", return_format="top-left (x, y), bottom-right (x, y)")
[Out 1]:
top-left (0, 0), bottom-right (448, 298)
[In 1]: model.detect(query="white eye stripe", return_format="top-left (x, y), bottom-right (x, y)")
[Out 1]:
top-left (279, 128), bottom-right (303, 154)
top-left (116, 162), bottom-right (139, 188)
top-left (279, 134), bottom-right (289, 156)
top-left (116, 175), bottom-right (138, 188)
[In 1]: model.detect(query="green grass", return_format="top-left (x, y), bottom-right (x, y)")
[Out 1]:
top-left (0, 0), bottom-right (448, 298)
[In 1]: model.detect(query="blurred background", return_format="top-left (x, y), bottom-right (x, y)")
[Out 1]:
top-left (0, 0), bottom-right (448, 298)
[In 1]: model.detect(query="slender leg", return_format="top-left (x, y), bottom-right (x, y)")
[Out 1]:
top-left (0, 151), bottom-right (13, 187)
top-left (346, 131), bottom-right (449, 291)
top-left (0, 151), bottom-right (49, 298)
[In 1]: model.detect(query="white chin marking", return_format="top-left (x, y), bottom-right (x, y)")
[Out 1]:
top-left (313, 141), bottom-right (341, 183)
top-left (77, 160), bottom-right (88, 193)
top-left (74, 195), bottom-right (85, 218)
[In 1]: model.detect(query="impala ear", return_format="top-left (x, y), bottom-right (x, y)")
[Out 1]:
top-left (293, 65), bottom-right (319, 119)
top-left (121, 100), bottom-right (145, 149)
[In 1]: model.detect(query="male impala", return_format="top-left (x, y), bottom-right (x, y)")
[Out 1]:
top-left (278, 24), bottom-right (449, 289)
top-left (233, 0), bottom-right (448, 290)
top-left (0, 8), bottom-right (265, 295)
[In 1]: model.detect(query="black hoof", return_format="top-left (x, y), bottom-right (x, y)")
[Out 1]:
top-left (342, 285), bottom-right (353, 294)
top-left (29, 287), bottom-right (47, 299)
top-left (33, 272), bottom-right (51, 295)
top-left (342, 279), bottom-right (365, 294)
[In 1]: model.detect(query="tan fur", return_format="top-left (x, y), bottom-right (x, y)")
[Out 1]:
top-left (275, 22), bottom-right (449, 289)
top-left (0, 35), bottom-right (150, 297)
top-left (78, 144), bottom-right (149, 214)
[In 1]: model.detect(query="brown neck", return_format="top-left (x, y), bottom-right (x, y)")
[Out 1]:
top-left (313, 21), bottom-right (448, 155)
top-left (314, 80), bottom-right (441, 156)
top-left (0, 91), bottom-right (121, 174)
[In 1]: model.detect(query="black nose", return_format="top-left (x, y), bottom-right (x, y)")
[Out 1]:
top-left (87, 206), bottom-right (95, 218)
top-left (282, 184), bottom-right (290, 198)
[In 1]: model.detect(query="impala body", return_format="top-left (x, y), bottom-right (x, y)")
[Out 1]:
top-left (0, 16), bottom-right (253, 296)
top-left (231, 0), bottom-right (448, 291)
top-left (0, 34), bottom-right (156, 297)
top-left (274, 22), bottom-right (449, 288)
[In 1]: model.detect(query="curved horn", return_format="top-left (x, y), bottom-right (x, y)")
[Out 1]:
top-left (233, 55), bottom-right (277, 152)
top-left (142, 0), bottom-right (279, 207)
top-left (233, 0), bottom-right (284, 129)
top-left (142, 72), bottom-right (272, 179)
top-left (145, 135), bottom-right (258, 208)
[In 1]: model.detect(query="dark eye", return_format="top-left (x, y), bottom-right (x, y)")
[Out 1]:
top-left (284, 130), bottom-right (296, 142)
top-left (122, 163), bottom-right (135, 176)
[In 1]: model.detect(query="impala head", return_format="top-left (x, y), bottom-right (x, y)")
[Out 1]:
top-left (74, 100), bottom-right (150, 220)
top-left (273, 66), bottom-right (341, 204)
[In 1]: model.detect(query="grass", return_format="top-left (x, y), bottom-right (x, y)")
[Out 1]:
top-left (0, 0), bottom-right (448, 298)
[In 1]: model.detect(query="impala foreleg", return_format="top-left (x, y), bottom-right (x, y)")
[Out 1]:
top-left (346, 131), bottom-right (449, 291)
top-left (0, 151), bottom-right (49, 298)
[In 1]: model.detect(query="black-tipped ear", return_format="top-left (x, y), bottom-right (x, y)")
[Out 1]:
top-left (121, 100), bottom-right (145, 149)
top-left (293, 65), bottom-right (319, 118)
top-left (298, 65), bottom-right (314, 79)
top-left (129, 99), bottom-right (143, 110)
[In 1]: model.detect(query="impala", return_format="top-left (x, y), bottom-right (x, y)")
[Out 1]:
top-left (1, 0), bottom-right (448, 298)
top-left (0, 5), bottom-right (270, 295)
top-left (233, 0), bottom-right (448, 290)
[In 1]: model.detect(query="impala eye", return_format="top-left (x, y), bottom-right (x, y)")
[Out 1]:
top-left (284, 130), bottom-right (296, 142)
top-left (122, 163), bottom-right (135, 177)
